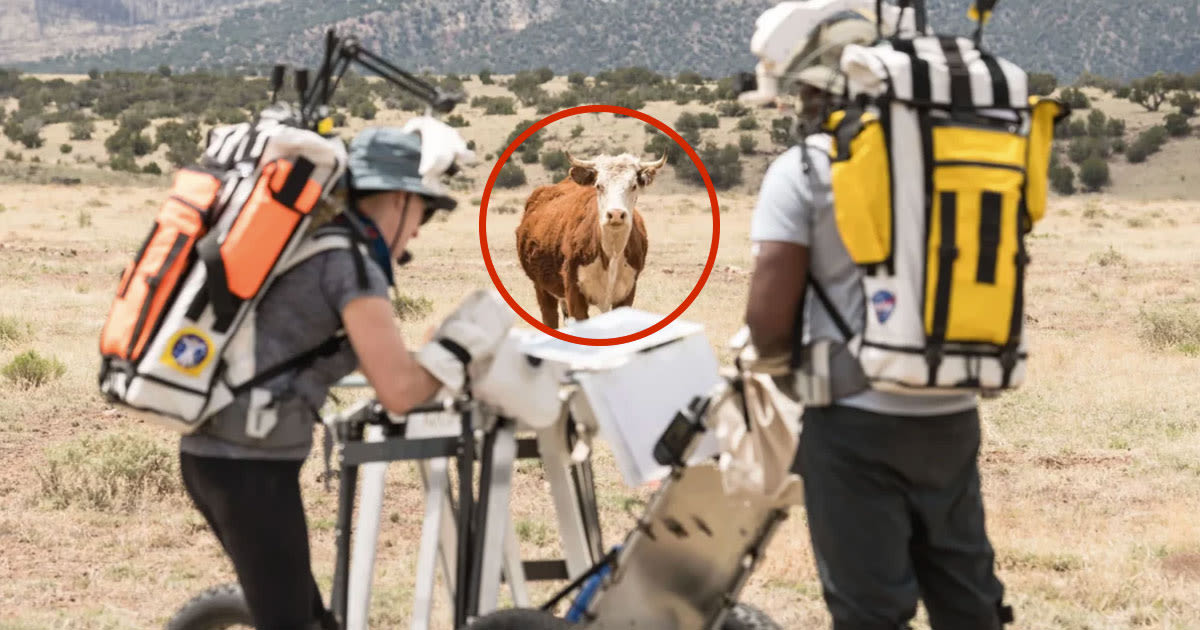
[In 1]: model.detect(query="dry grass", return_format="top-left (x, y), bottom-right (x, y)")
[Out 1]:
top-left (0, 88), bottom-right (1199, 629)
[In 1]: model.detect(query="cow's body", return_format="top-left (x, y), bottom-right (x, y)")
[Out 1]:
top-left (516, 153), bottom-right (663, 329)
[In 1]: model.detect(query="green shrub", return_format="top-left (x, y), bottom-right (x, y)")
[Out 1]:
top-left (1060, 87), bottom-right (1091, 109)
top-left (738, 133), bottom-right (757, 155)
top-left (3, 149), bottom-right (20, 161)
top-left (502, 119), bottom-right (545, 154)
top-left (37, 432), bottom-right (181, 511)
top-left (472, 96), bottom-right (516, 115)
top-left (697, 112), bottom-right (719, 129)
top-left (349, 98), bottom-right (377, 120)
top-left (142, 161), bottom-right (162, 175)
top-left (737, 115), bottom-right (759, 131)
top-left (478, 68), bottom-right (493, 85)
top-left (108, 151), bottom-right (139, 173)
top-left (1068, 136), bottom-right (1108, 164)
top-left (1165, 112), bottom-right (1190, 137)
top-left (567, 72), bottom-right (586, 86)
top-left (59, 143), bottom-right (72, 154)
top-left (541, 149), bottom-right (569, 173)
top-left (2, 350), bottom-right (66, 388)
top-left (77, 208), bottom-right (92, 227)
top-left (716, 101), bottom-right (748, 117)
top-left (69, 119), bottom-right (94, 140)
top-left (676, 71), bottom-right (706, 85)
top-left (391, 293), bottom-right (434, 321)
top-left (520, 146), bottom-right (539, 164)
top-left (1049, 163), bottom-right (1075, 195)
top-left (1078, 156), bottom-right (1110, 192)
top-left (682, 142), bottom-right (742, 190)
top-left (1086, 110), bottom-right (1108, 137)
top-left (445, 114), bottom-right (469, 128)
top-left (570, 124), bottom-right (584, 139)
top-left (1171, 91), bottom-right (1199, 117)
top-left (1107, 118), bottom-right (1126, 137)
top-left (495, 162), bottom-right (527, 188)
top-left (0, 315), bottom-right (30, 346)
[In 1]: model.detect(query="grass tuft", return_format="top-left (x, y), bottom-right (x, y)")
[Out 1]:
top-left (1138, 305), bottom-right (1200, 354)
top-left (37, 432), bottom-right (180, 512)
top-left (391, 293), bottom-right (434, 321)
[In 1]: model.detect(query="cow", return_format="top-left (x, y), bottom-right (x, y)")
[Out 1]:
top-left (516, 152), bottom-right (666, 329)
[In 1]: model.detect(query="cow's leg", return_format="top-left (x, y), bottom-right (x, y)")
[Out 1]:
top-left (614, 283), bottom-right (636, 309)
top-left (564, 267), bottom-right (590, 322)
top-left (534, 287), bottom-right (560, 329)
top-left (559, 299), bottom-right (568, 321)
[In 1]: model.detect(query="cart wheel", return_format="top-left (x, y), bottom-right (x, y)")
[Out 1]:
top-left (463, 608), bottom-right (574, 629)
top-left (165, 583), bottom-right (254, 630)
top-left (722, 602), bottom-right (782, 630)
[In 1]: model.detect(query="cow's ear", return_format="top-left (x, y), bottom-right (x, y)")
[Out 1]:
top-left (636, 166), bottom-right (660, 188)
top-left (569, 165), bottom-right (597, 186)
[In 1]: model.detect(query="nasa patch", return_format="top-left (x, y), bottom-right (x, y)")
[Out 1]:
top-left (871, 290), bottom-right (897, 324)
top-left (162, 328), bottom-right (214, 376)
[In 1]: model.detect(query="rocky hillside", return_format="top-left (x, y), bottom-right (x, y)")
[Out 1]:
top-left (5, 0), bottom-right (1200, 81)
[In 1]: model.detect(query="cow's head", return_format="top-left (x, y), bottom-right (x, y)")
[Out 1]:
top-left (567, 152), bottom-right (667, 227)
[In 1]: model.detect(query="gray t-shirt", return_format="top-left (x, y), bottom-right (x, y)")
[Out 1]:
top-left (180, 244), bottom-right (391, 460)
top-left (749, 139), bottom-right (976, 417)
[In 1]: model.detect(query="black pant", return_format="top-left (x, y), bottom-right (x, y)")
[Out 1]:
top-left (180, 452), bottom-right (328, 630)
top-left (793, 405), bottom-right (1008, 630)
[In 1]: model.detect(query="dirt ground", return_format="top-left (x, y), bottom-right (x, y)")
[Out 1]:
top-left (1, 85), bottom-right (1199, 629)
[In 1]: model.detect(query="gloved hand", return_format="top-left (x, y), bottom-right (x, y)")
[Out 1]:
top-left (401, 115), bottom-right (477, 185)
top-left (415, 289), bottom-right (515, 393)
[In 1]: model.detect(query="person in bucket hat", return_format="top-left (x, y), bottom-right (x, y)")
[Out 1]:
top-left (177, 117), bottom-right (512, 630)
top-left (738, 3), bottom-right (1013, 629)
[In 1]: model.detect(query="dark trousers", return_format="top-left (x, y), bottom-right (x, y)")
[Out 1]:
top-left (180, 452), bottom-right (329, 630)
top-left (793, 405), bottom-right (1008, 630)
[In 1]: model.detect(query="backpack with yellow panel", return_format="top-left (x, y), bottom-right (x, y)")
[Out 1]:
top-left (821, 0), bottom-right (1070, 395)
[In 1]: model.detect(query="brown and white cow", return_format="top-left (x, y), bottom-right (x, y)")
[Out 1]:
top-left (516, 152), bottom-right (666, 328)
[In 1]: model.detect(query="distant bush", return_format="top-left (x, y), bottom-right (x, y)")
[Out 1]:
top-left (770, 117), bottom-right (795, 147)
top-left (1068, 136), bottom-right (1108, 164)
top-left (736, 115), bottom-right (759, 131)
top-left (1125, 141), bottom-right (1150, 163)
top-left (645, 127), bottom-right (697, 166)
top-left (682, 142), bottom-right (742, 190)
top-left (1078, 156), bottom-right (1110, 192)
top-left (349, 99), bottom-right (377, 120)
top-left (495, 162), bottom-right (527, 188)
top-left (1165, 112), bottom-right (1190, 137)
top-left (1107, 118), bottom-right (1126, 137)
top-left (69, 119), bottom-right (94, 140)
top-left (156, 120), bottom-right (201, 167)
top-left (1049, 163), bottom-right (1075, 195)
top-left (445, 114), bottom-right (469, 128)
top-left (2, 350), bottom-right (66, 389)
top-left (568, 72), bottom-right (586, 86)
top-left (503, 119), bottom-right (545, 155)
top-left (142, 162), bottom-right (162, 175)
top-left (697, 112), bottom-right (719, 129)
top-left (4, 116), bottom-right (44, 149)
top-left (37, 431), bottom-right (180, 511)
top-left (541, 149), bottom-right (569, 174)
top-left (471, 95), bottom-right (516, 115)
top-left (716, 101), bottom-right (749, 117)
top-left (478, 68), bottom-right (494, 85)
top-left (1060, 87), bottom-right (1090, 110)
top-left (570, 124), bottom-right (584, 139)
top-left (59, 143), bottom-right (72, 154)
top-left (520, 146), bottom-right (539, 164)
top-left (108, 151), bottom-right (139, 173)
top-left (1171, 91), bottom-right (1199, 117)
top-left (738, 133), bottom-right (757, 155)
top-left (677, 71), bottom-right (706, 85)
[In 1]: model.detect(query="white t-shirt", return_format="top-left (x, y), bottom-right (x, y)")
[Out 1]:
top-left (749, 139), bottom-right (976, 417)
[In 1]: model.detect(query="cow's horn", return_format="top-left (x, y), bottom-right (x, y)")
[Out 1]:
top-left (566, 152), bottom-right (596, 169)
top-left (640, 153), bottom-right (667, 169)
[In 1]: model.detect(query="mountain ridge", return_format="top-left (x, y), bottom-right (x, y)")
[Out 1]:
top-left (6, 1), bottom-right (1199, 81)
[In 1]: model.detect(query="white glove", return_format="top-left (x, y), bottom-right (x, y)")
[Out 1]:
top-left (401, 115), bottom-right (477, 191)
top-left (415, 289), bottom-right (515, 392)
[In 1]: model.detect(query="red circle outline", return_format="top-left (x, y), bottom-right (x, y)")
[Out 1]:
top-left (478, 104), bottom-right (720, 346)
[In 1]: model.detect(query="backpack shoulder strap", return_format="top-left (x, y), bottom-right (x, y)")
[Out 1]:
top-left (277, 222), bottom-right (372, 291)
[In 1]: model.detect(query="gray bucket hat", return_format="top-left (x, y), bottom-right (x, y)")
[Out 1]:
top-left (345, 126), bottom-right (458, 211)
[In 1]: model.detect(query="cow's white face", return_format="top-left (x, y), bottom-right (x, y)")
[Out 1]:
top-left (569, 153), bottom-right (665, 229)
